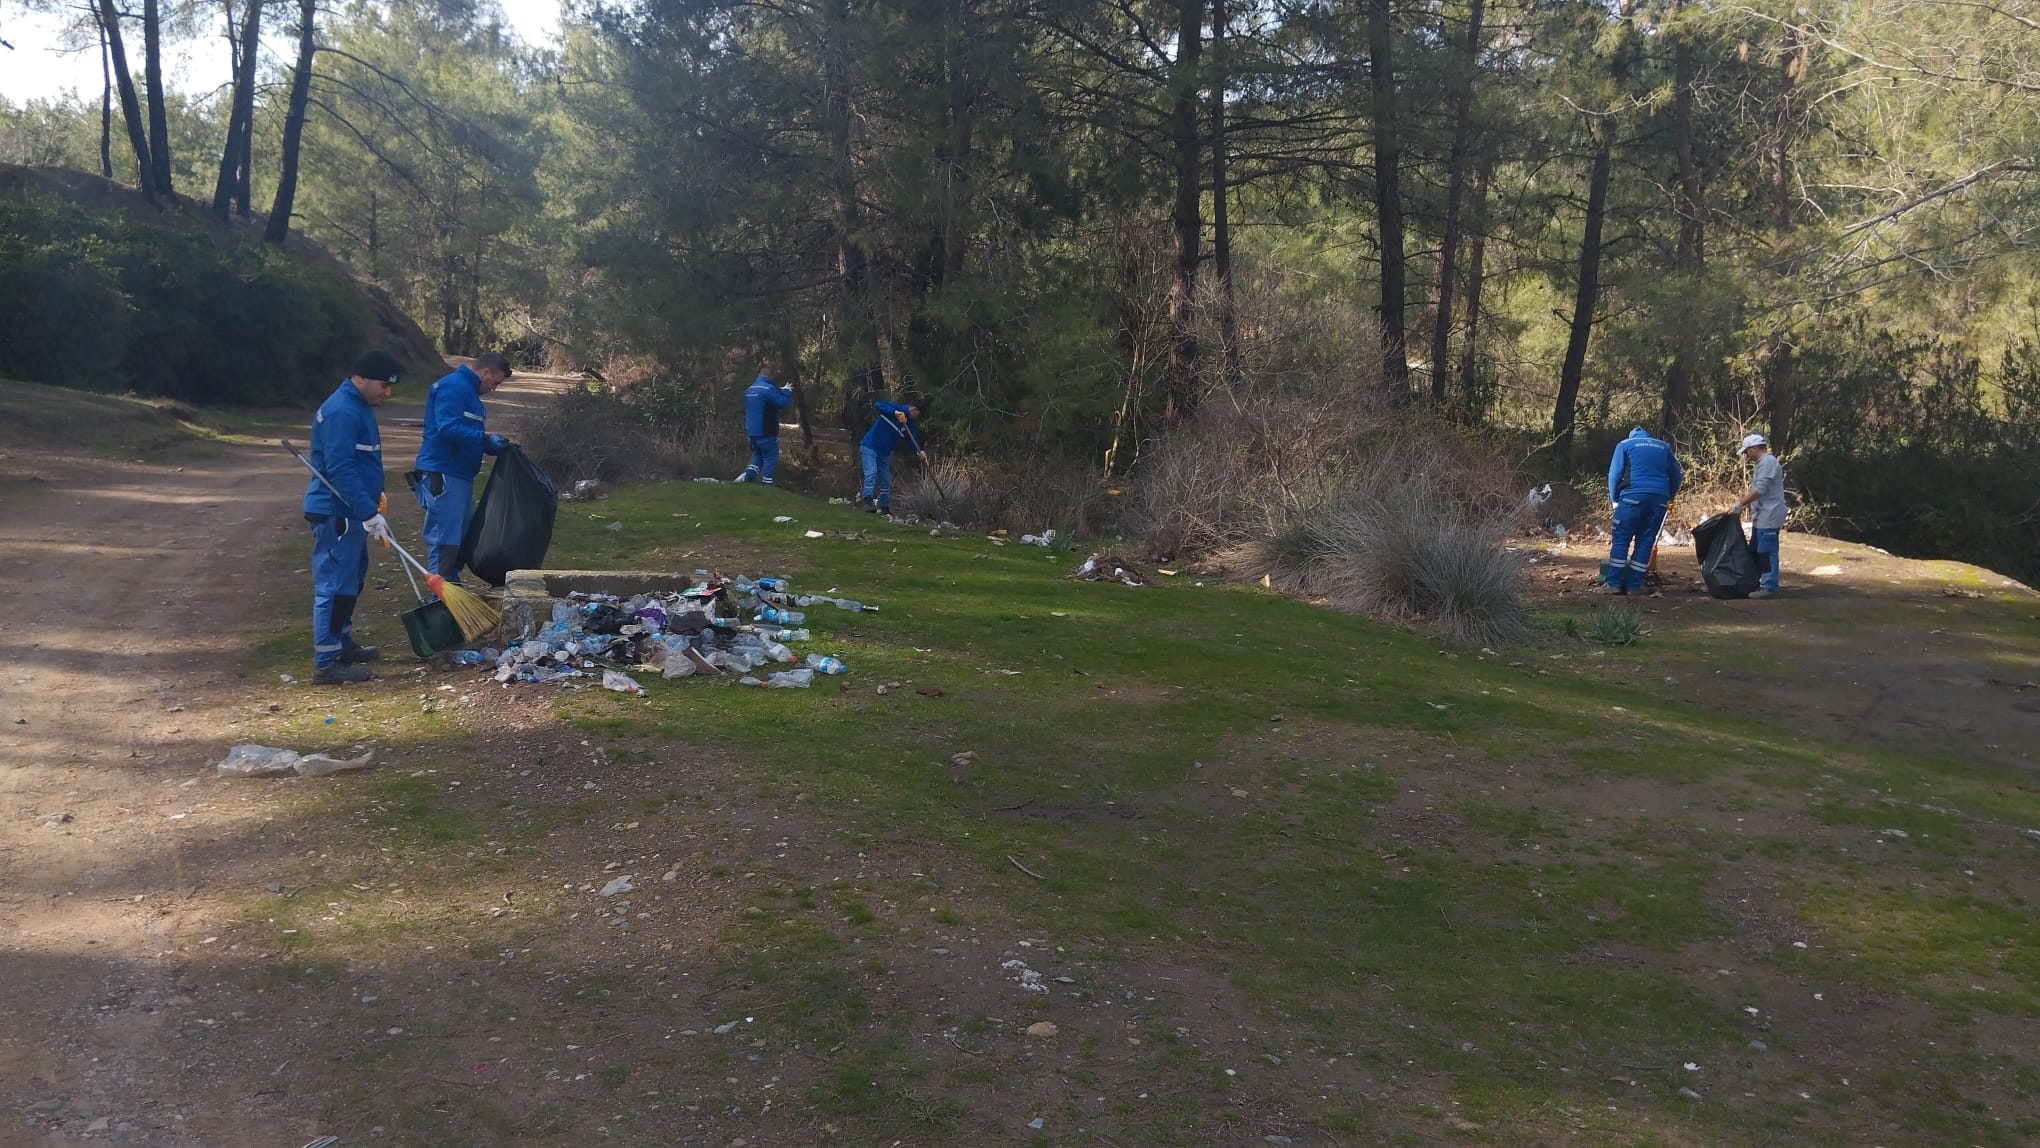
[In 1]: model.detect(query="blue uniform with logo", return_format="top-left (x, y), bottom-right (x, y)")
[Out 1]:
top-left (739, 374), bottom-right (793, 484)
top-left (412, 364), bottom-right (505, 577)
top-left (1605, 427), bottom-right (1683, 593)
top-left (303, 380), bottom-right (386, 667)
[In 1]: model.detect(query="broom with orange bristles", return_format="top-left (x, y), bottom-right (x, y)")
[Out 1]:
top-left (282, 439), bottom-right (502, 642)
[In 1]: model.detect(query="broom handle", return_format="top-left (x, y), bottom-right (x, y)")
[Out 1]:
top-left (281, 439), bottom-right (432, 604)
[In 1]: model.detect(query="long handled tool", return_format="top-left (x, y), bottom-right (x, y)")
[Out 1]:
top-left (898, 417), bottom-right (949, 504)
top-left (282, 439), bottom-right (501, 643)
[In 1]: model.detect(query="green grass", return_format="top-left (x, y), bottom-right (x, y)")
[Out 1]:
top-left (505, 483), bottom-right (2040, 1139)
top-left (219, 477), bottom-right (2040, 1145)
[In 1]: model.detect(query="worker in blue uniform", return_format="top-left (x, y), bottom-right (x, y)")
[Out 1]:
top-left (411, 352), bottom-right (512, 580)
top-left (734, 360), bottom-right (794, 484)
top-left (857, 398), bottom-right (925, 515)
top-left (1604, 426), bottom-right (1683, 595)
top-left (302, 349), bottom-right (402, 684)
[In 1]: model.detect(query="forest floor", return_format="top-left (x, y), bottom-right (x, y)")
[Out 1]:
top-left (1, 376), bottom-right (2036, 1147)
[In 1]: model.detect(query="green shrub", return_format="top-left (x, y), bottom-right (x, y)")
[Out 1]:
top-left (0, 189), bottom-right (370, 404)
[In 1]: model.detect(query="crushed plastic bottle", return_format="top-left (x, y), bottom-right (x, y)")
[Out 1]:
top-left (455, 650), bottom-right (488, 666)
top-left (737, 674), bottom-right (765, 687)
top-left (602, 670), bottom-right (646, 695)
top-left (761, 640), bottom-right (795, 663)
top-left (805, 654), bottom-right (848, 675)
top-left (766, 668), bottom-right (815, 688)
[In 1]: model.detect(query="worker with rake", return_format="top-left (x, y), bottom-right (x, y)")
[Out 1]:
top-left (412, 351), bottom-right (513, 581)
top-left (856, 397), bottom-right (926, 516)
top-left (1604, 426), bottom-right (1683, 596)
top-left (302, 349), bottom-right (402, 684)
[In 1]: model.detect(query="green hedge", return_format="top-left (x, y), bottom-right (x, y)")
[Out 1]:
top-left (0, 190), bottom-right (370, 404)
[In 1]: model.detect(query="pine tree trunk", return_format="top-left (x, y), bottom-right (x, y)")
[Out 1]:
top-left (99, 23), bottom-right (114, 179)
top-left (1662, 17), bottom-right (1704, 436)
top-left (95, 0), bottom-right (156, 205)
top-left (827, 0), bottom-right (884, 428)
top-left (1164, 0), bottom-right (1203, 426)
top-left (142, 0), bottom-right (173, 198)
top-left (1553, 146), bottom-right (1610, 446)
top-left (1368, 0), bottom-right (1409, 403)
top-left (1457, 158), bottom-right (1491, 422)
top-left (1552, 0), bottom-right (1633, 449)
top-left (1211, 0), bottom-right (1239, 390)
top-left (1430, 0), bottom-right (1483, 405)
top-left (264, 0), bottom-right (316, 245)
top-left (1767, 28), bottom-right (1800, 451)
top-left (213, 0), bottom-right (263, 222)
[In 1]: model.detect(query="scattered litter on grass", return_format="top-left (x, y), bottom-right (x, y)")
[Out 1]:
top-left (1002, 959), bottom-right (1049, 993)
top-left (561, 479), bottom-right (609, 501)
top-left (1068, 551), bottom-right (1148, 586)
top-left (804, 530), bottom-right (825, 539)
top-left (772, 515), bottom-right (795, 524)
top-left (216, 744), bottom-right (376, 779)
top-left (1811, 564), bottom-right (1843, 576)
top-left (485, 575), bottom-right (862, 692)
top-left (606, 520), bottom-right (624, 533)
top-left (1020, 530), bottom-right (1057, 546)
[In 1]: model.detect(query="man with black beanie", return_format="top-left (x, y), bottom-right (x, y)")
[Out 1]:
top-left (301, 349), bottom-right (401, 684)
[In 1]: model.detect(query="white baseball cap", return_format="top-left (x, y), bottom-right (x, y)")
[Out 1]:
top-left (1739, 433), bottom-right (1768, 452)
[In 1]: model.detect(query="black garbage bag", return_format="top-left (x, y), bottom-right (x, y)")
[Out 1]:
top-left (1692, 512), bottom-right (1759, 599)
top-left (459, 444), bottom-right (558, 587)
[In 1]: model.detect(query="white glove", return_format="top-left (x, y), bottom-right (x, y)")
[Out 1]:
top-left (361, 513), bottom-right (392, 543)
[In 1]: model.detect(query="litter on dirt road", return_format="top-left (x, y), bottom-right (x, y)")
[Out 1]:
top-left (482, 573), bottom-right (863, 691)
top-left (216, 743), bottom-right (377, 778)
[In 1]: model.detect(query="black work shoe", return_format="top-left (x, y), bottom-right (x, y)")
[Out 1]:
top-left (339, 644), bottom-right (381, 664)
top-left (312, 663), bottom-right (373, 685)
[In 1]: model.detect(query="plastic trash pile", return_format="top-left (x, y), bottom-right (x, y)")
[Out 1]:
top-left (488, 573), bottom-right (869, 691)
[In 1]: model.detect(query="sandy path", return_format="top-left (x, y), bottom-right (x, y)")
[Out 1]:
top-left (0, 375), bottom-right (564, 1146)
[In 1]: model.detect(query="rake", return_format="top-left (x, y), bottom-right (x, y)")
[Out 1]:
top-left (281, 439), bottom-right (502, 643)
top-left (899, 419), bottom-right (950, 505)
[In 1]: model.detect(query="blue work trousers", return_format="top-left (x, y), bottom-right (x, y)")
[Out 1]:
top-left (743, 436), bottom-right (781, 484)
top-left (1753, 528), bottom-right (1781, 591)
top-left (1607, 494), bottom-right (1669, 593)
top-left (310, 515), bottom-right (369, 667)
top-left (413, 471), bottom-right (474, 579)
top-left (858, 446), bottom-right (892, 510)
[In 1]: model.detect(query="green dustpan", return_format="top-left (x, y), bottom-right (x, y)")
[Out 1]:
top-left (401, 598), bottom-right (466, 658)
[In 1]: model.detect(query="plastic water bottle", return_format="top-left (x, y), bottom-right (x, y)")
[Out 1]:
top-left (757, 577), bottom-right (788, 592)
top-left (766, 668), bottom-right (815, 688)
top-left (805, 654), bottom-right (847, 675)
top-left (757, 606), bottom-right (806, 625)
top-left (456, 649), bottom-right (487, 665)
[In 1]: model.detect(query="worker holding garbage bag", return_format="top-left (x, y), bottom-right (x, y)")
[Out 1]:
top-left (411, 351), bottom-right (513, 581)
top-left (1731, 433), bottom-right (1786, 599)
top-left (1604, 426), bottom-right (1683, 595)
top-left (857, 397), bottom-right (925, 515)
top-left (734, 359), bottom-right (794, 485)
top-left (302, 349), bottom-right (402, 685)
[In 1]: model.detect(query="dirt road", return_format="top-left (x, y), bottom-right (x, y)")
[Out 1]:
top-left (0, 375), bottom-right (563, 1147)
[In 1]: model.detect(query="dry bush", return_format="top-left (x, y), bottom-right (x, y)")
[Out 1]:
top-left (519, 382), bottom-right (750, 485)
top-left (893, 452), bottom-right (1108, 536)
top-left (1127, 273), bottom-right (1529, 643)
